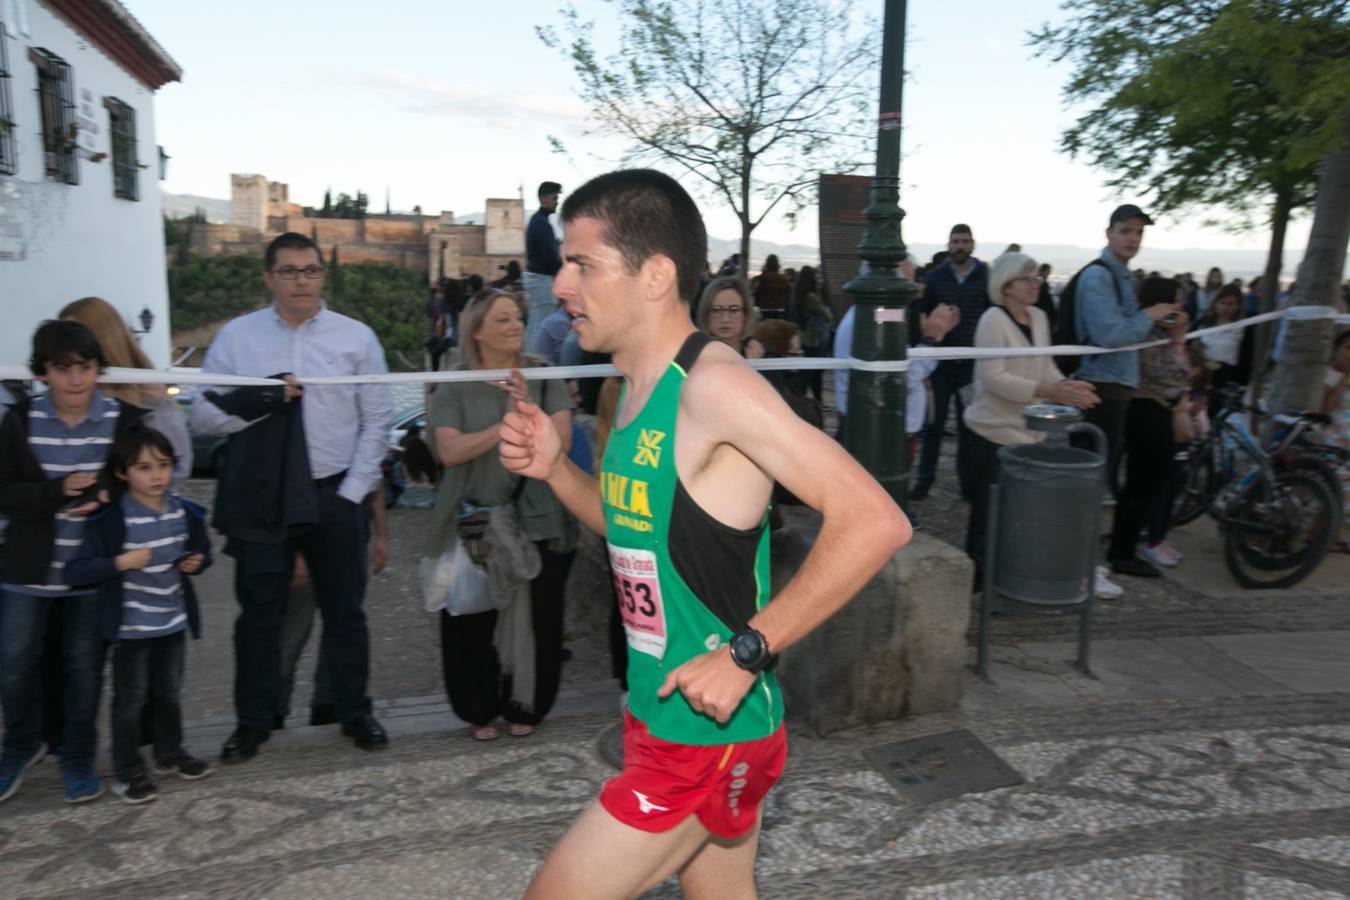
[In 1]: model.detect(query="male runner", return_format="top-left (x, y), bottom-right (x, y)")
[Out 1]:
top-left (499, 169), bottom-right (910, 899)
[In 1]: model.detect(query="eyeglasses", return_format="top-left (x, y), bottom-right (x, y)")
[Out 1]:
top-left (1012, 275), bottom-right (1040, 285)
top-left (710, 305), bottom-right (744, 317)
top-left (271, 265), bottom-right (326, 280)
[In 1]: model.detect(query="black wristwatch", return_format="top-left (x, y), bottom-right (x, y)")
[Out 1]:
top-left (729, 626), bottom-right (775, 674)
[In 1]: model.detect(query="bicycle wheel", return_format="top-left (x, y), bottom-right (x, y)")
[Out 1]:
top-left (1223, 471), bottom-right (1335, 589)
top-left (1275, 453), bottom-right (1344, 536)
top-left (1171, 449), bottom-right (1211, 527)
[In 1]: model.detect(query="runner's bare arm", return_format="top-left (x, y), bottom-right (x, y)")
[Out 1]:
top-left (500, 398), bottom-right (605, 534)
top-left (698, 358), bottom-right (909, 647)
top-left (659, 359), bottom-right (910, 722)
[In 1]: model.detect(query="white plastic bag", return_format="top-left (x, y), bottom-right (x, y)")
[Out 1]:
top-left (419, 540), bottom-right (493, 616)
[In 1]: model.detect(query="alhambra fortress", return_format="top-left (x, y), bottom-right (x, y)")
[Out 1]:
top-left (187, 174), bottom-right (527, 284)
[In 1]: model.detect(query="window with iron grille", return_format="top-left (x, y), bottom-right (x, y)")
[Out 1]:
top-left (105, 97), bottom-right (138, 200)
top-left (30, 47), bottom-right (77, 185)
top-left (0, 24), bottom-right (15, 175)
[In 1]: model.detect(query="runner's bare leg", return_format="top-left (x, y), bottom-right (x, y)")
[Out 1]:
top-left (676, 812), bottom-right (762, 900)
top-left (523, 800), bottom-right (713, 899)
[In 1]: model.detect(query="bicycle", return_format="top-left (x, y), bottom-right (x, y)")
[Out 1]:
top-left (1170, 388), bottom-right (1336, 589)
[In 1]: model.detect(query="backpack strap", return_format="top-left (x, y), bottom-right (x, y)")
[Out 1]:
top-left (673, 331), bottom-right (713, 375)
top-left (1086, 257), bottom-right (1122, 304)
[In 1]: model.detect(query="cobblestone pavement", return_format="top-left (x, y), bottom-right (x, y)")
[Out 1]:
top-left (2, 422), bottom-right (1346, 898)
top-left (1, 692), bottom-right (1345, 898)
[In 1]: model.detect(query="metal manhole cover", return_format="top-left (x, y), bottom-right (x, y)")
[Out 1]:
top-left (863, 729), bottom-right (1023, 804)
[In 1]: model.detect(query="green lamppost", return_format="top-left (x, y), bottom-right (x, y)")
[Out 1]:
top-left (843, 0), bottom-right (913, 507)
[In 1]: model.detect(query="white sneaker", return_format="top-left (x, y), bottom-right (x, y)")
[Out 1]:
top-left (1160, 542), bottom-right (1184, 561)
top-left (1140, 544), bottom-right (1179, 568)
top-left (1094, 565), bottom-right (1124, 599)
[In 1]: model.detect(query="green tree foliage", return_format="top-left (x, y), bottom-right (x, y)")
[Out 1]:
top-left (314, 189), bottom-right (370, 219)
top-left (168, 253), bottom-right (428, 355)
top-left (1030, 0), bottom-right (1350, 310)
top-left (538, 0), bottom-right (878, 273)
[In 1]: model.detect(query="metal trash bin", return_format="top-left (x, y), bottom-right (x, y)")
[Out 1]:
top-left (994, 441), bottom-right (1103, 605)
top-left (974, 404), bottom-right (1106, 678)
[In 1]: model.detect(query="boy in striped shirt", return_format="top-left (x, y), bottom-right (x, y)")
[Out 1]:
top-left (68, 425), bottom-right (213, 803)
top-left (0, 321), bottom-right (147, 804)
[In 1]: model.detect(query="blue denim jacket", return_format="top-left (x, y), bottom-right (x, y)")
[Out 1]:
top-left (1074, 248), bottom-right (1152, 387)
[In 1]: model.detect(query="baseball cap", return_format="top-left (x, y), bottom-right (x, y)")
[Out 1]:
top-left (1109, 204), bottom-right (1154, 226)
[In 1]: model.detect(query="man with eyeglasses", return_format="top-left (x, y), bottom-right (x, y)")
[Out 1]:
top-left (190, 232), bottom-right (394, 762)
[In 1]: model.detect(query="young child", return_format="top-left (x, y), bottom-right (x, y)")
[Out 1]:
top-left (67, 425), bottom-right (213, 803)
top-left (0, 320), bottom-right (149, 804)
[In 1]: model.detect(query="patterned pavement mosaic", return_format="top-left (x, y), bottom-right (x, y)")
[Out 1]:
top-left (1, 692), bottom-right (1346, 899)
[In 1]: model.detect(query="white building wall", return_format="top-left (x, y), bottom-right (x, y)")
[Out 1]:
top-left (0, 3), bottom-right (172, 368)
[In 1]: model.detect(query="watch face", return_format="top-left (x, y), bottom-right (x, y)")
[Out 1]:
top-left (731, 631), bottom-right (763, 667)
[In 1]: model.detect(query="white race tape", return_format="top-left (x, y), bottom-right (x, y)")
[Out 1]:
top-left (0, 305), bottom-right (1343, 387)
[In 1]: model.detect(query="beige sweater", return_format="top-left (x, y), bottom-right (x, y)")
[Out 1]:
top-left (962, 305), bottom-right (1065, 445)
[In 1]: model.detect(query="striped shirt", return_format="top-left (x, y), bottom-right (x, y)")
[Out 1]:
top-left (118, 493), bottom-right (189, 639)
top-left (2, 391), bottom-right (119, 597)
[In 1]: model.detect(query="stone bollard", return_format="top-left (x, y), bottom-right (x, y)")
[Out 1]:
top-left (772, 506), bottom-right (972, 736)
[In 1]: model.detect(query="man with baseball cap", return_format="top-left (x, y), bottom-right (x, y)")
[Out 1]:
top-left (1072, 204), bottom-right (1181, 578)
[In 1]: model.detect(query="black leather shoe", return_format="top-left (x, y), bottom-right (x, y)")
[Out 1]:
top-left (272, 714), bottom-right (286, 731)
top-left (341, 714), bottom-right (389, 750)
top-left (910, 484), bottom-right (931, 501)
top-left (309, 703), bottom-right (338, 727)
top-left (221, 726), bottom-right (270, 763)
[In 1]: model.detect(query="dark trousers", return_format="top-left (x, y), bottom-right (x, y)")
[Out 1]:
top-left (916, 364), bottom-right (974, 494)
top-left (111, 630), bottom-right (186, 779)
top-left (1073, 381), bottom-right (1132, 496)
top-left (964, 431), bottom-right (1005, 587)
top-left (231, 487), bottom-right (370, 731)
top-left (1147, 452), bottom-right (1189, 546)
top-left (0, 592), bottom-right (103, 766)
top-left (279, 584), bottom-right (334, 716)
top-left (438, 545), bottom-right (572, 727)
top-left (1109, 399), bottom-right (1175, 561)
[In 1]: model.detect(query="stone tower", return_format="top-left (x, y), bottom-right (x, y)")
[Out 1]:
top-left (484, 198), bottom-right (525, 257)
top-left (230, 174), bottom-right (269, 231)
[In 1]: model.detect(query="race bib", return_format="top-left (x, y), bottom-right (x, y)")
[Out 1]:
top-left (607, 543), bottom-right (667, 660)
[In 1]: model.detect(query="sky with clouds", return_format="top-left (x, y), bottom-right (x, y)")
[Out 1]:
top-left (126, 0), bottom-right (1313, 256)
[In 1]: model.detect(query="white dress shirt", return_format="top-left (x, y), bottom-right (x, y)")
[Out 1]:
top-left (832, 305), bottom-right (935, 433)
top-left (190, 303), bottom-right (394, 505)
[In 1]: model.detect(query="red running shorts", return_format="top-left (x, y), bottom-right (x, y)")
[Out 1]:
top-left (599, 710), bottom-right (787, 839)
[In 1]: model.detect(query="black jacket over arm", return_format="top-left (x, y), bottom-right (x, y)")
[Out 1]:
top-left (205, 386), bottom-right (318, 545)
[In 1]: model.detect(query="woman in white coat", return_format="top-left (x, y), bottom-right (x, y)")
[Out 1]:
top-left (962, 253), bottom-right (1102, 594)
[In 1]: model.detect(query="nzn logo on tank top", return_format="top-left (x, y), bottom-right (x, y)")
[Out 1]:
top-left (633, 428), bottom-right (665, 468)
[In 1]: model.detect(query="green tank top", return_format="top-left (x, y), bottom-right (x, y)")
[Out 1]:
top-left (600, 333), bottom-right (783, 745)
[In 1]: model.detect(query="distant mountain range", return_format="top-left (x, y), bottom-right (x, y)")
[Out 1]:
top-left (162, 191), bottom-right (1339, 281)
top-left (161, 191), bottom-right (232, 223)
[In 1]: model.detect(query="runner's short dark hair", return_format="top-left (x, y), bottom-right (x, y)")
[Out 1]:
top-left (106, 424), bottom-right (177, 478)
top-left (264, 232), bottom-right (322, 271)
top-left (950, 223), bottom-right (973, 237)
top-left (537, 181), bottom-right (562, 197)
top-left (561, 169), bottom-right (707, 304)
top-left (30, 319), bottom-right (107, 376)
